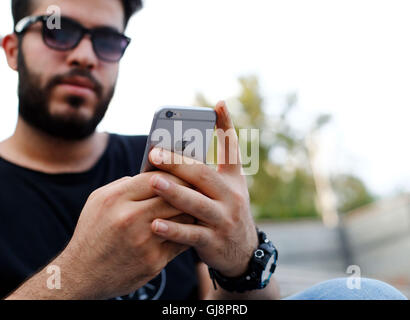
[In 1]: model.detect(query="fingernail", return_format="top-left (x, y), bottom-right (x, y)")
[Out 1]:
top-left (150, 148), bottom-right (163, 165)
top-left (153, 176), bottom-right (170, 190)
top-left (155, 221), bottom-right (169, 233)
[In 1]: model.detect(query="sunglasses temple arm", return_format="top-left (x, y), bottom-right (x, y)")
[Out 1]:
top-left (15, 15), bottom-right (46, 34)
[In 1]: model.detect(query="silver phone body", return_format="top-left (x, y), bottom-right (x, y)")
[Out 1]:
top-left (139, 106), bottom-right (217, 173)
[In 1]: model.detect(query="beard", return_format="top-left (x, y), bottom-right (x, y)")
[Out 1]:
top-left (17, 49), bottom-right (115, 141)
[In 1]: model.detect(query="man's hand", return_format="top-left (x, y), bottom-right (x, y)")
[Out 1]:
top-left (7, 172), bottom-right (194, 300)
top-left (148, 101), bottom-right (259, 278)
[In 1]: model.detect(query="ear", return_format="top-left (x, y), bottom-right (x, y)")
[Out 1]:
top-left (2, 33), bottom-right (19, 71)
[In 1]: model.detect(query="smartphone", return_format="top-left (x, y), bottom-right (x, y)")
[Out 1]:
top-left (139, 106), bottom-right (217, 173)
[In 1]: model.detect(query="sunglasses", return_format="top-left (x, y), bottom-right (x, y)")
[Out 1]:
top-left (15, 15), bottom-right (131, 63)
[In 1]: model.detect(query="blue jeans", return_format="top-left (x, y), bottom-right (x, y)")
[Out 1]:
top-left (284, 278), bottom-right (408, 300)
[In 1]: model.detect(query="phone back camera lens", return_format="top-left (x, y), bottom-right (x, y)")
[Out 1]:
top-left (166, 111), bottom-right (174, 118)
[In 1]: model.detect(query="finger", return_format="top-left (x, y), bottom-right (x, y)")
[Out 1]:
top-left (107, 176), bottom-right (134, 187)
top-left (150, 175), bottom-right (222, 226)
top-left (168, 213), bottom-right (197, 225)
top-left (98, 176), bottom-right (134, 195)
top-left (148, 148), bottom-right (226, 200)
top-left (119, 171), bottom-right (191, 201)
top-left (123, 198), bottom-right (187, 245)
top-left (215, 100), bottom-right (235, 131)
top-left (156, 214), bottom-right (196, 245)
top-left (214, 101), bottom-right (242, 175)
top-left (135, 196), bottom-right (184, 221)
top-left (152, 219), bottom-right (211, 248)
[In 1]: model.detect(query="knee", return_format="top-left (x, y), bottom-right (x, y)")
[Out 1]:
top-left (314, 277), bottom-right (407, 300)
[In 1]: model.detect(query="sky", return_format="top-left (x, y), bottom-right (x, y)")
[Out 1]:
top-left (0, 0), bottom-right (410, 197)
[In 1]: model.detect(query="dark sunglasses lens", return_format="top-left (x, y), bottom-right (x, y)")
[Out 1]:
top-left (93, 31), bottom-right (129, 62)
top-left (43, 18), bottom-right (82, 50)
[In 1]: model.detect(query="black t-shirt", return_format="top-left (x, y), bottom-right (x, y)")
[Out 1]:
top-left (0, 133), bottom-right (199, 300)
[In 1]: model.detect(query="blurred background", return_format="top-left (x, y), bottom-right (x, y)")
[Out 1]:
top-left (1, 0), bottom-right (410, 298)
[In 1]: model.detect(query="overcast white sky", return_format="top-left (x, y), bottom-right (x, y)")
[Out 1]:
top-left (1, 0), bottom-right (410, 196)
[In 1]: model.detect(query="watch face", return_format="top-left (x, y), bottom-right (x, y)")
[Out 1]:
top-left (261, 254), bottom-right (276, 283)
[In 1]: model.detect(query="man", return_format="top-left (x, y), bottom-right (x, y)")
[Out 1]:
top-left (0, 0), bottom-right (281, 300)
top-left (0, 0), bottom-right (407, 301)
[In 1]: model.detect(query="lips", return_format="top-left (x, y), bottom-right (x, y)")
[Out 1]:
top-left (58, 76), bottom-right (96, 91)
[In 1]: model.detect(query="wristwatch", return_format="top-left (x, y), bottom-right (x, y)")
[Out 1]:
top-left (208, 228), bottom-right (278, 293)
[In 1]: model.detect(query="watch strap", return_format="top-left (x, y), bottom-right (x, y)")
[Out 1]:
top-left (208, 229), bottom-right (278, 293)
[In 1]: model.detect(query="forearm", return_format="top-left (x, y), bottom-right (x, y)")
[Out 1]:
top-left (204, 277), bottom-right (281, 300)
top-left (5, 247), bottom-right (95, 300)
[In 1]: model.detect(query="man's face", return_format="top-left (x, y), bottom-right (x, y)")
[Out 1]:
top-left (17, 0), bottom-right (125, 140)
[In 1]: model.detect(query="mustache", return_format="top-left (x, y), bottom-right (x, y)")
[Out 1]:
top-left (45, 69), bottom-right (104, 98)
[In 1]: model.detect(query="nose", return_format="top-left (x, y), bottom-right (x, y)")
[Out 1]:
top-left (66, 35), bottom-right (98, 70)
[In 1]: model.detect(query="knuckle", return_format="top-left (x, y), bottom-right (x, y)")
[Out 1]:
top-left (231, 190), bottom-right (247, 209)
top-left (117, 176), bottom-right (133, 183)
top-left (117, 176), bottom-right (136, 195)
top-left (131, 234), bottom-right (150, 252)
top-left (197, 198), bottom-right (217, 222)
top-left (169, 222), bottom-right (180, 238)
top-left (198, 164), bottom-right (211, 184)
top-left (197, 198), bottom-right (209, 214)
top-left (88, 186), bottom-right (105, 202)
top-left (219, 212), bottom-right (237, 233)
top-left (90, 185), bottom-right (125, 210)
top-left (141, 171), bottom-right (156, 182)
top-left (101, 189), bottom-right (124, 208)
top-left (88, 189), bottom-right (98, 200)
top-left (230, 210), bottom-right (241, 224)
top-left (188, 231), bottom-right (200, 245)
top-left (227, 191), bottom-right (248, 224)
top-left (168, 161), bottom-right (178, 172)
top-left (190, 231), bottom-right (207, 247)
top-left (120, 176), bottom-right (133, 188)
top-left (221, 217), bottom-right (235, 232)
top-left (115, 209), bottom-right (136, 230)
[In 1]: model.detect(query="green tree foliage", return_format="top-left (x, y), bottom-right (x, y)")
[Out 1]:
top-left (195, 75), bottom-right (374, 220)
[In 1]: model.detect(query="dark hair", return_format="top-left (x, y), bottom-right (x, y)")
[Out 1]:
top-left (11, 0), bottom-right (143, 29)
